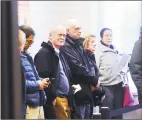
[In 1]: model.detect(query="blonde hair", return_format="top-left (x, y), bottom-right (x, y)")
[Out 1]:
top-left (83, 34), bottom-right (96, 50)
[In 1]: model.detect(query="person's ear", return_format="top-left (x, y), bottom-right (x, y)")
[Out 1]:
top-left (49, 33), bottom-right (52, 39)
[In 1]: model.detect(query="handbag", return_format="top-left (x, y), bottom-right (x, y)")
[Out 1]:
top-left (123, 85), bottom-right (135, 107)
top-left (120, 71), bottom-right (135, 107)
top-left (92, 85), bottom-right (105, 106)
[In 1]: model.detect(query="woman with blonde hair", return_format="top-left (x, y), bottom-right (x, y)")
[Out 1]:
top-left (83, 35), bottom-right (96, 52)
top-left (83, 35), bottom-right (98, 76)
top-left (83, 35), bottom-right (102, 118)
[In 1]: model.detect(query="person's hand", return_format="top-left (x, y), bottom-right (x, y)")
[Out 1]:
top-left (72, 84), bottom-right (82, 94)
top-left (38, 78), bottom-right (50, 90)
top-left (96, 81), bottom-right (100, 88)
top-left (42, 78), bottom-right (50, 88)
top-left (101, 95), bottom-right (105, 102)
top-left (72, 84), bottom-right (79, 89)
top-left (52, 99), bottom-right (56, 106)
top-left (91, 86), bottom-right (97, 91)
top-left (91, 81), bottom-right (100, 91)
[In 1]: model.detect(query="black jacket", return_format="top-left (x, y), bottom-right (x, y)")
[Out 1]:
top-left (129, 39), bottom-right (142, 103)
top-left (86, 51), bottom-right (99, 79)
top-left (21, 52), bottom-right (46, 106)
top-left (86, 51), bottom-right (105, 106)
top-left (60, 35), bottom-right (98, 105)
top-left (34, 41), bottom-right (74, 105)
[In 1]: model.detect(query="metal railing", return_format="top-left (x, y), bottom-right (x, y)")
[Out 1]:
top-left (93, 103), bottom-right (142, 119)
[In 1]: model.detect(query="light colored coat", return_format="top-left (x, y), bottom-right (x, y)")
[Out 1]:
top-left (95, 43), bottom-right (122, 86)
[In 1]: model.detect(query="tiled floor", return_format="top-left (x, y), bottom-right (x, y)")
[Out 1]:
top-left (123, 95), bottom-right (142, 119)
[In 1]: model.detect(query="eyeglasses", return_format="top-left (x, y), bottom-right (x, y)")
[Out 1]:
top-left (103, 34), bottom-right (112, 37)
top-left (26, 40), bottom-right (34, 44)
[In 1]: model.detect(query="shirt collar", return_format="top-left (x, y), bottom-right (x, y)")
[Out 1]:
top-left (50, 41), bottom-right (60, 55)
top-left (52, 45), bottom-right (60, 57)
top-left (53, 46), bottom-right (60, 54)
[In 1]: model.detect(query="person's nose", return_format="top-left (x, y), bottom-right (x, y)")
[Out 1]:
top-left (108, 36), bottom-right (112, 40)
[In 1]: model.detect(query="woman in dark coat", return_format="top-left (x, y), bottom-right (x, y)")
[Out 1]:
top-left (83, 34), bottom-right (105, 118)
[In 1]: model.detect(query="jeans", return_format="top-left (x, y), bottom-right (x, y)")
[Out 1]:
top-left (76, 104), bottom-right (91, 119)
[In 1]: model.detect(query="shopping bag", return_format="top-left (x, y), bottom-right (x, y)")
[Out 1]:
top-left (123, 85), bottom-right (135, 107)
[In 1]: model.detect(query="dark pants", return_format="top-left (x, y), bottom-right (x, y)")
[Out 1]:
top-left (43, 104), bottom-right (56, 119)
top-left (102, 82), bottom-right (124, 119)
top-left (76, 104), bottom-right (91, 119)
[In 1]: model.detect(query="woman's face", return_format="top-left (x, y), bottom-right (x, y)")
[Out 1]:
top-left (101, 30), bottom-right (112, 46)
top-left (88, 37), bottom-right (96, 52)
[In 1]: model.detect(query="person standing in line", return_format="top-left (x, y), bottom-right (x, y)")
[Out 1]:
top-left (19, 26), bottom-right (49, 119)
top-left (129, 26), bottom-right (142, 104)
top-left (95, 28), bottom-right (124, 119)
top-left (34, 26), bottom-right (77, 119)
top-left (60, 19), bottom-right (98, 119)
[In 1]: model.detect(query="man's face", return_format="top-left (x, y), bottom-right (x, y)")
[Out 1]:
top-left (101, 30), bottom-right (112, 46)
top-left (51, 28), bottom-right (66, 49)
top-left (67, 24), bottom-right (81, 39)
top-left (24, 34), bottom-right (34, 51)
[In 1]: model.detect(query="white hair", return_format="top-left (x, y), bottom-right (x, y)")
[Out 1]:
top-left (49, 25), bottom-right (66, 35)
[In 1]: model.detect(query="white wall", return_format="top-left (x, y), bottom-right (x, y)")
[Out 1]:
top-left (99, 1), bottom-right (141, 54)
top-left (26, 1), bottom-right (141, 57)
top-left (28, 1), bottom-right (100, 57)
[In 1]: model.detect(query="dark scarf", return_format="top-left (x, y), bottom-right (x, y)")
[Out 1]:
top-left (100, 40), bottom-right (114, 49)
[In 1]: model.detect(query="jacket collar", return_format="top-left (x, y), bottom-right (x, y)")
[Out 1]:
top-left (22, 51), bottom-right (30, 56)
top-left (20, 52), bottom-right (27, 58)
top-left (41, 41), bottom-right (59, 56)
top-left (41, 41), bottom-right (54, 51)
top-left (100, 40), bottom-right (114, 50)
top-left (66, 34), bottom-right (82, 47)
top-left (66, 34), bottom-right (75, 45)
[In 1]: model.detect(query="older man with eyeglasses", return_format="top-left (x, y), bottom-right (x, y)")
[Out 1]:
top-left (19, 25), bottom-right (35, 52)
top-left (19, 25), bottom-right (50, 119)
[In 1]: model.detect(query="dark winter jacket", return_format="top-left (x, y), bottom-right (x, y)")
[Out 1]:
top-left (20, 64), bottom-right (26, 119)
top-left (129, 39), bottom-right (142, 103)
top-left (60, 35), bottom-right (98, 105)
top-left (34, 41), bottom-right (74, 105)
top-left (86, 51), bottom-right (99, 79)
top-left (21, 53), bottom-right (46, 107)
